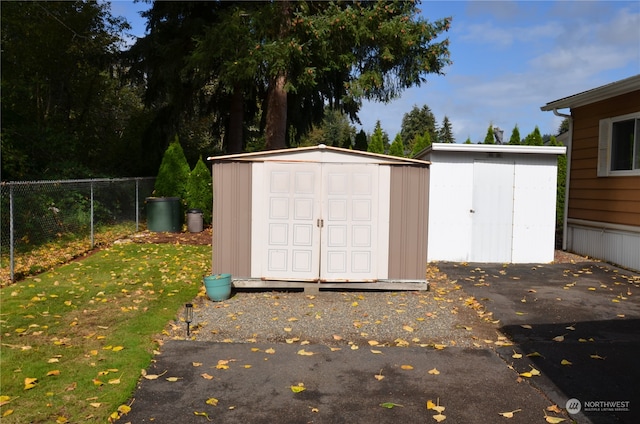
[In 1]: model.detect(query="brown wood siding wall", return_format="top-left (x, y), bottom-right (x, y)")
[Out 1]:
top-left (212, 162), bottom-right (252, 277)
top-left (569, 90), bottom-right (640, 226)
top-left (388, 166), bottom-right (430, 280)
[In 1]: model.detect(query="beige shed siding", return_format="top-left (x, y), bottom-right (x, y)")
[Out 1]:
top-left (212, 162), bottom-right (252, 277)
top-left (569, 90), bottom-right (640, 227)
top-left (388, 166), bottom-right (430, 280)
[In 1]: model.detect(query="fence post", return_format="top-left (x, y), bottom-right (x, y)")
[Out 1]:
top-left (9, 184), bottom-right (15, 282)
top-left (90, 180), bottom-right (94, 249)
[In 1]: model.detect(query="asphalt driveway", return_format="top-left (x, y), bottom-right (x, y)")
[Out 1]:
top-left (438, 261), bottom-right (640, 424)
top-left (125, 260), bottom-right (639, 424)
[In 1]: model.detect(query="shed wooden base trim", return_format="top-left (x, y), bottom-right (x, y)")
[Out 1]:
top-left (231, 279), bottom-right (428, 293)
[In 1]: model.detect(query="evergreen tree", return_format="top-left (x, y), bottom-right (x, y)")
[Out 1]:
top-left (185, 156), bottom-right (213, 224)
top-left (401, 105), bottom-right (438, 149)
top-left (524, 126), bottom-right (544, 145)
top-left (354, 129), bottom-right (368, 151)
top-left (508, 124), bottom-right (521, 145)
top-left (438, 116), bottom-right (455, 143)
top-left (410, 131), bottom-right (431, 157)
top-left (367, 121), bottom-right (385, 154)
top-left (154, 136), bottom-right (191, 199)
top-left (388, 134), bottom-right (405, 157)
top-left (558, 118), bottom-right (570, 135)
top-left (464, 136), bottom-right (472, 144)
top-left (484, 124), bottom-right (496, 144)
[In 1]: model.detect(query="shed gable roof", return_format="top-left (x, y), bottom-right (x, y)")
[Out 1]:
top-left (541, 74), bottom-right (640, 111)
top-left (207, 144), bottom-right (430, 165)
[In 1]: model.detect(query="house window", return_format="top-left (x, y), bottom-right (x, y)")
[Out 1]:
top-left (598, 112), bottom-right (640, 176)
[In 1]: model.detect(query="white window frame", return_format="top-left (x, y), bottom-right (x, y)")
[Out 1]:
top-left (598, 111), bottom-right (640, 177)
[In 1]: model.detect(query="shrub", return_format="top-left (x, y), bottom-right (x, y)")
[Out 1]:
top-left (154, 136), bottom-right (190, 199)
top-left (185, 156), bottom-right (213, 224)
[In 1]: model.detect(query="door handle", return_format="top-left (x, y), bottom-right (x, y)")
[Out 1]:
top-left (470, 209), bottom-right (475, 213)
top-left (317, 219), bottom-right (324, 228)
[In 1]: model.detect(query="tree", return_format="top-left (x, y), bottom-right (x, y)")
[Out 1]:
top-left (464, 136), bottom-right (472, 144)
top-left (508, 124), bottom-right (522, 145)
top-left (299, 107), bottom-right (355, 147)
top-left (388, 134), bottom-right (405, 157)
top-left (354, 129), bottom-right (368, 151)
top-left (368, 121), bottom-right (386, 154)
top-left (132, 1), bottom-right (452, 152)
top-left (185, 157), bottom-right (213, 224)
top-left (411, 131), bottom-right (431, 157)
top-left (154, 137), bottom-right (191, 199)
top-left (438, 116), bottom-right (455, 143)
top-left (524, 126), bottom-right (544, 145)
top-left (483, 124), bottom-right (496, 144)
top-left (558, 118), bottom-right (570, 135)
top-left (1, 1), bottom-right (133, 180)
top-left (401, 105), bottom-right (438, 149)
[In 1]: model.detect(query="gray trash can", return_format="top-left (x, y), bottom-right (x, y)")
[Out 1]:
top-left (187, 208), bottom-right (203, 233)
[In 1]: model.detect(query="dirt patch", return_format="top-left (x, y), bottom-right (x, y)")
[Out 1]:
top-left (128, 227), bottom-right (212, 245)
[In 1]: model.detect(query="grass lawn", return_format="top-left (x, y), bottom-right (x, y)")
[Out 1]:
top-left (0, 242), bottom-right (211, 423)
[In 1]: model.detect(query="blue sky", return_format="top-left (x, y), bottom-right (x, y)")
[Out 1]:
top-left (110, 0), bottom-right (640, 143)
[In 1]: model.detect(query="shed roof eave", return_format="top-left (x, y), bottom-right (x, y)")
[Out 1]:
top-left (415, 143), bottom-right (566, 158)
top-left (207, 144), bottom-right (430, 165)
top-left (540, 74), bottom-right (640, 111)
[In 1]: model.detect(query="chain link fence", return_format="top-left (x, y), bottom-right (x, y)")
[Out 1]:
top-left (1, 177), bottom-right (155, 283)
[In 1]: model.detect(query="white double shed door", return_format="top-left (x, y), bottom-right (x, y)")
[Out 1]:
top-left (251, 162), bottom-right (390, 282)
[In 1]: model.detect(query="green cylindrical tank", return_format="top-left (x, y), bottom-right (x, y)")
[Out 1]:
top-left (146, 197), bottom-right (181, 232)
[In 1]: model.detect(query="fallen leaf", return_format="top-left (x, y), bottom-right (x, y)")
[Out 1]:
top-left (403, 325), bottom-right (414, 332)
top-left (194, 411), bottom-right (211, 421)
top-left (400, 365), bottom-right (414, 370)
top-left (374, 370), bottom-right (385, 381)
top-left (55, 416), bottom-right (68, 423)
top-left (368, 340), bottom-right (379, 346)
top-left (205, 397), bottom-right (219, 406)
top-left (370, 349), bottom-right (383, 354)
top-left (512, 350), bottom-right (523, 359)
top-left (433, 344), bottom-right (446, 350)
top-left (24, 377), bottom-right (38, 390)
top-left (433, 413), bottom-right (447, 422)
top-left (89, 403), bottom-right (101, 408)
top-left (520, 324), bottom-right (533, 329)
top-left (117, 405), bottom-right (131, 415)
top-left (192, 362), bottom-right (202, 367)
top-left (201, 373), bottom-right (214, 380)
top-left (0, 396), bottom-right (11, 406)
top-left (529, 367), bottom-right (541, 376)
top-left (297, 349), bottom-right (314, 356)
top-left (498, 409), bottom-right (521, 418)
top-left (590, 354), bottom-right (606, 360)
top-left (526, 351), bottom-right (544, 358)
top-left (290, 383), bottom-right (306, 393)
top-left (265, 348), bottom-right (275, 354)
top-left (552, 335), bottom-right (565, 342)
top-left (560, 359), bottom-right (572, 366)
top-left (112, 346), bottom-right (124, 352)
top-left (2, 409), bottom-right (14, 417)
top-left (544, 416), bottom-right (565, 423)
top-left (166, 377), bottom-right (182, 382)
top-left (428, 368), bottom-right (440, 375)
top-left (380, 402), bottom-right (403, 408)
top-left (547, 405), bottom-right (562, 413)
top-left (47, 370), bottom-right (61, 376)
top-left (332, 334), bottom-right (343, 341)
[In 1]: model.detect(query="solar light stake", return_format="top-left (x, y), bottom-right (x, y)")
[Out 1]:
top-left (185, 303), bottom-right (193, 337)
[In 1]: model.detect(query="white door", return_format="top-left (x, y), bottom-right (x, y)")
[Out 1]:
top-left (321, 164), bottom-right (378, 281)
top-left (470, 160), bottom-right (515, 262)
top-left (260, 162), bottom-right (381, 281)
top-left (262, 163), bottom-right (321, 280)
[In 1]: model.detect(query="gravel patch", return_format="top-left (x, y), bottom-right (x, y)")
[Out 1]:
top-left (163, 268), bottom-right (502, 350)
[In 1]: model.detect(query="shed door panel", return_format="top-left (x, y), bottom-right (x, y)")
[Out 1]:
top-left (263, 163), bottom-right (321, 280)
top-left (471, 160), bottom-right (515, 262)
top-left (261, 162), bottom-right (382, 281)
top-left (322, 164), bottom-right (379, 281)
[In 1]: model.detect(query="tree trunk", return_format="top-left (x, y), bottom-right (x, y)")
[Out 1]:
top-left (227, 85), bottom-right (244, 153)
top-left (264, 72), bottom-right (288, 150)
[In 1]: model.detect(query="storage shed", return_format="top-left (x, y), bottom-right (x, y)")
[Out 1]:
top-left (207, 144), bottom-right (430, 289)
top-left (416, 143), bottom-right (566, 263)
